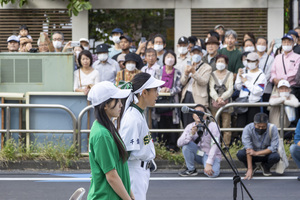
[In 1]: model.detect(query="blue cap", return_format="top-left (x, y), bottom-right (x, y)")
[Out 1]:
top-left (288, 30), bottom-right (299, 38)
top-left (191, 45), bottom-right (202, 52)
top-left (112, 28), bottom-right (123, 35)
top-left (282, 34), bottom-right (294, 41)
top-left (120, 35), bottom-right (132, 43)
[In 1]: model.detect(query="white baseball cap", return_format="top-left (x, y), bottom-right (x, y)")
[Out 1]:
top-left (79, 38), bottom-right (89, 43)
top-left (277, 79), bottom-right (290, 88)
top-left (87, 81), bottom-right (131, 106)
top-left (7, 35), bottom-right (19, 43)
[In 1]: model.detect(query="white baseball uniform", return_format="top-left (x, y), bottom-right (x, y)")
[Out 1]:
top-left (119, 104), bottom-right (155, 200)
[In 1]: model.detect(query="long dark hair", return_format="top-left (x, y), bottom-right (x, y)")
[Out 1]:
top-left (94, 98), bottom-right (128, 163)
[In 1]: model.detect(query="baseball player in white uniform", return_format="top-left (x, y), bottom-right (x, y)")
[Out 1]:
top-left (119, 73), bottom-right (165, 200)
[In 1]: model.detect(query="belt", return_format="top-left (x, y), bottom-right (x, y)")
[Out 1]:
top-left (141, 161), bottom-right (151, 169)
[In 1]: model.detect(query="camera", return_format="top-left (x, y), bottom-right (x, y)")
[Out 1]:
top-left (194, 123), bottom-right (205, 144)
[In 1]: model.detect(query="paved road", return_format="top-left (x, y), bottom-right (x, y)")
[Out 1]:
top-left (0, 170), bottom-right (299, 200)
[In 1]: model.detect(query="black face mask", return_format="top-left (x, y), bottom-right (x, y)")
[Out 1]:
top-left (255, 128), bottom-right (267, 135)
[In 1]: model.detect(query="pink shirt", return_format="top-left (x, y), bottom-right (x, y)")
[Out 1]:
top-left (177, 121), bottom-right (222, 165)
top-left (270, 51), bottom-right (300, 86)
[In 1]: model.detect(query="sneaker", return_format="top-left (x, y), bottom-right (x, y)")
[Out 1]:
top-left (261, 164), bottom-right (272, 176)
top-left (178, 168), bottom-right (198, 177)
top-left (252, 164), bottom-right (261, 176)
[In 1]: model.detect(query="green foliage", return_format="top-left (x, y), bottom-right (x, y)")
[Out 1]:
top-left (227, 141), bottom-right (243, 160)
top-left (89, 9), bottom-right (174, 48)
top-left (284, 0), bottom-right (291, 33)
top-left (0, 0), bottom-right (92, 16)
top-left (155, 142), bottom-right (185, 165)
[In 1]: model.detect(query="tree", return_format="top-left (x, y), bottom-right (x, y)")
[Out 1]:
top-left (0, 0), bottom-right (92, 16)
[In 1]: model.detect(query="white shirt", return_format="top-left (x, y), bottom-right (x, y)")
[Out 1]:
top-left (119, 106), bottom-right (155, 161)
top-left (141, 62), bottom-right (160, 76)
top-left (92, 58), bottom-right (120, 83)
top-left (175, 54), bottom-right (191, 75)
top-left (73, 68), bottom-right (100, 91)
top-left (258, 52), bottom-right (274, 94)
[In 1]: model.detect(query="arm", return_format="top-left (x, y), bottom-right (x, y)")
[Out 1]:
top-left (234, 70), bottom-right (243, 91)
top-left (135, 42), bottom-right (146, 55)
top-left (177, 124), bottom-right (197, 147)
top-left (284, 94), bottom-right (300, 107)
top-left (106, 169), bottom-right (132, 200)
top-left (244, 153), bottom-right (253, 180)
top-left (180, 68), bottom-right (189, 86)
top-left (244, 73), bottom-right (266, 96)
top-left (269, 95), bottom-right (285, 106)
top-left (44, 32), bottom-right (55, 52)
top-left (264, 56), bottom-right (274, 83)
top-left (62, 41), bottom-right (72, 52)
top-left (209, 75), bottom-right (219, 101)
top-left (191, 64), bottom-right (212, 86)
top-left (221, 72), bottom-right (234, 100)
top-left (294, 120), bottom-right (300, 145)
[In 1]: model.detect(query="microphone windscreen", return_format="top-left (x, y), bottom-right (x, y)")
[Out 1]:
top-left (181, 106), bottom-right (189, 113)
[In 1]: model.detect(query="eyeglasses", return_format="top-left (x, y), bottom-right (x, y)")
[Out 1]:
top-left (53, 38), bottom-right (63, 41)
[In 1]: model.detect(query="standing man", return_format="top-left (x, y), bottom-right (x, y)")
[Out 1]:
top-left (218, 29), bottom-right (243, 80)
top-left (287, 30), bottom-right (300, 54)
top-left (109, 28), bottom-right (123, 58)
top-left (175, 36), bottom-right (191, 75)
top-left (152, 34), bottom-right (166, 66)
top-left (290, 119), bottom-right (300, 181)
top-left (92, 44), bottom-right (120, 83)
top-left (52, 31), bottom-right (64, 52)
top-left (112, 35), bottom-right (131, 60)
top-left (237, 113), bottom-right (280, 180)
top-left (7, 35), bottom-right (20, 52)
top-left (141, 48), bottom-right (160, 76)
top-left (202, 36), bottom-right (219, 71)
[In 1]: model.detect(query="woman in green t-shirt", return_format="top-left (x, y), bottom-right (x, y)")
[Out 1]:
top-left (87, 81), bottom-right (134, 200)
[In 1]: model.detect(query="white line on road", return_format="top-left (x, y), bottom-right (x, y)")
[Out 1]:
top-left (0, 176), bottom-right (298, 181)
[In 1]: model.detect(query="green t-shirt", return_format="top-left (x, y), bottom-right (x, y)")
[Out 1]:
top-left (87, 121), bottom-right (130, 200)
top-left (218, 48), bottom-right (243, 74)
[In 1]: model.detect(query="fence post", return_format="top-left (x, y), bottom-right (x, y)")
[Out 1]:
top-left (280, 104), bottom-right (284, 138)
top-left (5, 106), bottom-right (11, 141)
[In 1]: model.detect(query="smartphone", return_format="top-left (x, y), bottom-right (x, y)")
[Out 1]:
top-left (140, 37), bottom-right (146, 43)
top-left (40, 32), bottom-right (45, 43)
top-left (70, 41), bottom-right (80, 47)
top-left (187, 60), bottom-right (191, 65)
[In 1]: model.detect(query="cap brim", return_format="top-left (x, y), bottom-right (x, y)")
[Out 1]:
top-left (145, 79), bottom-right (165, 89)
top-left (111, 89), bottom-right (131, 99)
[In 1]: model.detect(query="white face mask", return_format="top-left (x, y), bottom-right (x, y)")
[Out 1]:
top-left (154, 44), bottom-right (164, 52)
top-left (178, 46), bottom-right (188, 54)
top-left (98, 53), bottom-right (108, 62)
top-left (282, 45), bottom-right (293, 52)
top-left (126, 63), bottom-right (136, 71)
top-left (247, 62), bottom-right (257, 70)
top-left (192, 54), bottom-right (202, 63)
top-left (243, 60), bottom-right (248, 67)
top-left (112, 36), bottom-right (120, 44)
top-left (256, 45), bottom-right (266, 52)
top-left (165, 57), bottom-right (175, 66)
top-left (75, 51), bottom-right (80, 58)
top-left (216, 63), bottom-right (226, 71)
top-left (244, 46), bottom-right (255, 52)
top-left (83, 46), bottom-right (89, 50)
top-left (279, 92), bottom-right (290, 98)
top-left (53, 41), bottom-right (62, 49)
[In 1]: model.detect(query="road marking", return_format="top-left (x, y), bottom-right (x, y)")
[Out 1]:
top-left (0, 176), bottom-right (298, 181)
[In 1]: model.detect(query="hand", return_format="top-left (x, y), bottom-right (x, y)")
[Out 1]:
top-left (244, 169), bottom-right (253, 180)
top-left (204, 164), bottom-right (214, 176)
top-left (43, 32), bottom-right (51, 43)
top-left (130, 190), bottom-right (135, 200)
top-left (270, 39), bottom-right (275, 48)
top-left (160, 87), bottom-right (167, 93)
top-left (196, 39), bottom-right (201, 47)
top-left (238, 68), bottom-right (244, 76)
top-left (191, 126), bottom-right (198, 135)
top-left (241, 77), bottom-right (247, 83)
top-left (165, 87), bottom-right (170, 93)
top-left (62, 41), bottom-right (72, 52)
top-left (185, 65), bottom-right (192, 75)
top-left (246, 149), bottom-right (257, 156)
top-left (217, 97), bottom-right (223, 104)
top-left (273, 78), bottom-right (280, 86)
top-left (190, 66), bottom-right (196, 74)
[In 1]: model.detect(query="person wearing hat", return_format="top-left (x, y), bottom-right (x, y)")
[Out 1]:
top-left (287, 30), bottom-right (300, 54)
top-left (219, 29), bottom-right (244, 80)
top-left (7, 35), bottom-right (20, 52)
top-left (119, 72), bottom-right (165, 200)
top-left (180, 45), bottom-right (212, 128)
top-left (214, 24), bottom-right (225, 44)
top-left (117, 53), bottom-right (126, 70)
top-left (270, 34), bottom-right (300, 88)
top-left (235, 52), bottom-right (267, 129)
top-left (79, 38), bottom-right (90, 50)
top-left (175, 36), bottom-right (191, 74)
top-left (269, 79), bottom-right (299, 128)
top-left (115, 53), bottom-right (141, 86)
top-left (92, 43), bottom-right (120, 83)
top-left (112, 35), bottom-right (132, 60)
top-left (109, 28), bottom-right (124, 58)
top-left (202, 36), bottom-right (220, 71)
top-left (86, 81), bottom-right (134, 200)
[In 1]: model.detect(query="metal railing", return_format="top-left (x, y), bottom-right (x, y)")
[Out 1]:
top-left (0, 104), bottom-right (77, 149)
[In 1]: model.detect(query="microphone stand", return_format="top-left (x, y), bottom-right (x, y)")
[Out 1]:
top-left (198, 115), bottom-right (253, 200)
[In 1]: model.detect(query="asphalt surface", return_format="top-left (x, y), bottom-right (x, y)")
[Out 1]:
top-left (0, 169), bottom-right (299, 200)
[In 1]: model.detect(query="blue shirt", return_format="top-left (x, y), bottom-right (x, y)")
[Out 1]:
top-left (294, 119), bottom-right (300, 145)
top-left (242, 123), bottom-right (279, 153)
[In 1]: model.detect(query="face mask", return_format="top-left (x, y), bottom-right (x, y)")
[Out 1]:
top-left (192, 54), bottom-right (202, 63)
top-left (279, 92), bottom-right (290, 98)
top-left (178, 46), bottom-right (188, 54)
top-left (154, 44), bottom-right (164, 52)
top-left (256, 45), bottom-right (266, 52)
top-left (75, 51), bottom-right (80, 58)
top-left (282, 45), bottom-right (293, 52)
top-left (216, 63), bottom-right (226, 71)
top-left (98, 53), bottom-right (108, 62)
top-left (244, 46), bottom-right (255, 52)
top-left (243, 60), bottom-right (248, 67)
top-left (255, 128), bottom-right (267, 135)
top-left (247, 62), bottom-right (257, 70)
top-left (165, 57), bottom-right (175, 66)
top-left (112, 36), bottom-right (120, 44)
top-left (53, 41), bottom-right (62, 49)
top-left (126, 63), bottom-right (136, 71)
top-left (83, 46), bottom-right (89, 50)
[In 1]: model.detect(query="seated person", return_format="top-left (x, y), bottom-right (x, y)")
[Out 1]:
top-left (269, 80), bottom-right (299, 128)
top-left (237, 113), bottom-right (280, 180)
top-left (177, 104), bottom-right (221, 178)
top-left (290, 119), bottom-right (300, 181)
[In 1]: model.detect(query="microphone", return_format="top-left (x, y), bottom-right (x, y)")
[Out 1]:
top-left (181, 106), bottom-right (211, 117)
